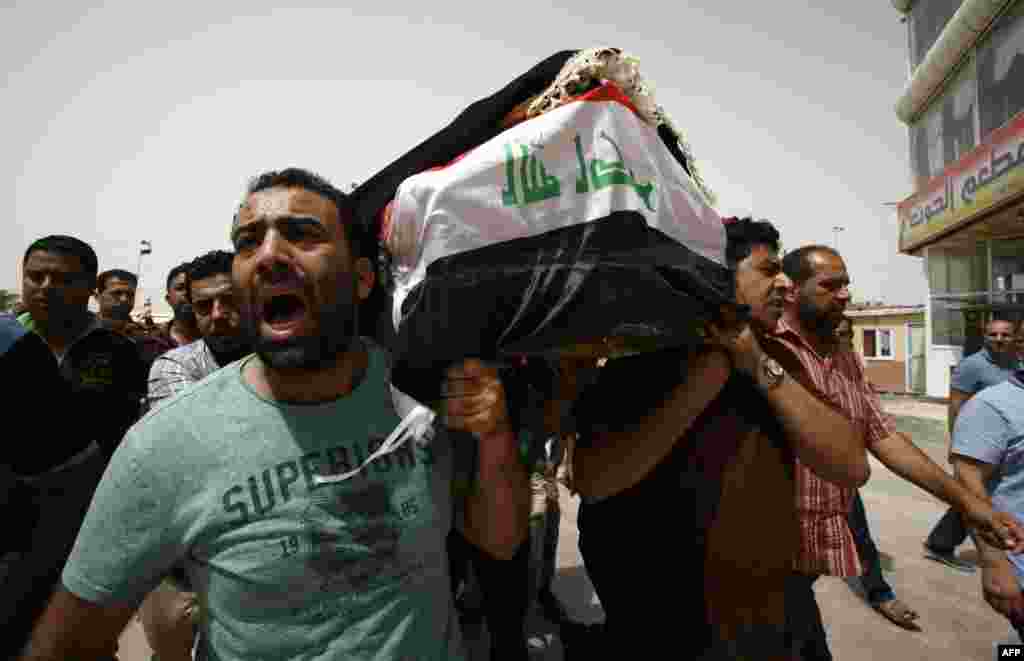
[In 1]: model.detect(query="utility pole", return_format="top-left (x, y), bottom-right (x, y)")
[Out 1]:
top-left (137, 240), bottom-right (152, 319)
top-left (832, 226), bottom-right (845, 253)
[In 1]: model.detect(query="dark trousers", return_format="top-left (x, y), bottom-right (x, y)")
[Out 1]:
top-left (2, 450), bottom-right (107, 659)
top-left (529, 504), bottom-right (560, 602)
top-left (925, 507), bottom-right (969, 553)
top-left (847, 491), bottom-right (896, 605)
top-left (448, 528), bottom-right (471, 598)
top-left (785, 574), bottom-right (832, 661)
top-left (447, 529), bottom-right (530, 661)
top-left (577, 504), bottom-right (711, 657)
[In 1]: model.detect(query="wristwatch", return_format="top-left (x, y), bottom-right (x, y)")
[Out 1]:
top-left (757, 355), bottom-right (786, 391)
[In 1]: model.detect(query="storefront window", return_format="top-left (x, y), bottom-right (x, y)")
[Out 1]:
top-left (931, 296), bottom-right (990, 347)
top-left (910, 62), bottom-right (978, 183)
top-left (910, 0), bottom-right (962, 70)
top-left (929, 241), bottom-right (987, 346)
top-left (978, 4), bottom-right (1024, 138)
top-left (928, 241), bottom-right (987, 293)
top-left (911, 107), bottom-right (942, 182)
top-left (991, 238), bottom-right (1024, 304)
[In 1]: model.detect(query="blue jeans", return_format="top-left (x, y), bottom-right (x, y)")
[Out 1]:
top-left (847, 491), bottom-right (896, 605)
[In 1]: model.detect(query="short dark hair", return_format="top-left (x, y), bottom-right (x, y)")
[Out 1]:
top-left (233, 168), bottom-right (370, 259)
top-left (97, 269), bottom-right (138, 293)
top-left (722, 217), bottom-right (781, 268)
top-left (166, 261), bottom-right (193, 292)
top-left (185, 250), bottom-right (235, 303)
top-left (782, 245), bottom-right (840, 286)
top-left (23, 235), bottom-right (99, 281)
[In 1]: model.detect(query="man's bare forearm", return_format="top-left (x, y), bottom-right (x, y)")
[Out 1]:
top-left (759, 376), bottom-right (869, 487)
top-left (873, 433), bottom-right (985, 512)
top-left (962, 504), bottom-right (1006, 567)
top-left (573, 350), bottom-right (730, 501)
top-left (461, 428), bottom-right (530, 560)
top-left (18, 588), bottom-right (133, 661)
top-left (966, 506), bottom-right (1009, 567)
top-left (974, 531), bottom-right (1015, 569)
top-left (954, 458), bottom-right (1006, 566)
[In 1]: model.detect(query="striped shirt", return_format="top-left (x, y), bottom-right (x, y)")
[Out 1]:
top-left (772, 317), bottom-right (894, 577)
top-left (147, 338), bottom-right (221, 410)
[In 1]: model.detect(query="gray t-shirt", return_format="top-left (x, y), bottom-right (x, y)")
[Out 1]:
top-left (951, 347), bottom-right (1016, 395)
top-left (63, 340), bottom-right (465, 660)
top-left (952, 373), bottom-right (1024, 583)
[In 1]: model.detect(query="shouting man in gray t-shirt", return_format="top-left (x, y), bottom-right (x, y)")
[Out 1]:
top-left (18, 169), bottom-right (530, 661)
top-left (138, 248), bottom-right (253, 659)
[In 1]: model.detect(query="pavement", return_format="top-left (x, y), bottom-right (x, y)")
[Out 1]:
top-left (878, 393), bottom-right (948, 422)
top-left (115, 395), bottom-right (1020, 660)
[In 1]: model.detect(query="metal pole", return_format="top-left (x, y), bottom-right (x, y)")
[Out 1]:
top-left (136, 242), bottom-right (149, 320)
top-left (832, 226), bottom-right (844, 253)
top-left (136, 250), bottom-right (144, 320)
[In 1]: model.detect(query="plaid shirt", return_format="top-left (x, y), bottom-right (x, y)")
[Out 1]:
top-left (772, 317), bottom-right (894, 577)
top-left (147, 338), bottom-right (220, 411)
top-left (137, 321), bottom-right (182, 369)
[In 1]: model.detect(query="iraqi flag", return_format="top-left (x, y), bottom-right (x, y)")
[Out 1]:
top-left (352, 50), bottom-right (737, 405)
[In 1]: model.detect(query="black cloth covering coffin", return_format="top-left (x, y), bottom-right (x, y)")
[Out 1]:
top-left (350, 50), bottom-right (738, 404)
top-left (390, 210), bottom-right (734, 405)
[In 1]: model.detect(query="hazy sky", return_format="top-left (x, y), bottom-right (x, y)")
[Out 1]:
top-left (2, 0), bottom-right (927, 314)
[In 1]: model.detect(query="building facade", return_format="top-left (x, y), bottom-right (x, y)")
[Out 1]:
top-left (894, 0), bottom-right (1024, 397)
top-left (847, 304), bottom-right (927, 393)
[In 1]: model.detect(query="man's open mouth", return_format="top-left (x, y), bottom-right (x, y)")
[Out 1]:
top-left (262, 293), bottom-right (307, 330)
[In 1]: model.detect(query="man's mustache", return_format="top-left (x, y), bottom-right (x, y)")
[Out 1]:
top-left (262, 265), bottom-right (307, 289)
top-left (173, 303), bottom-right (195, 321)
top-left (108, 303), bottom-right (133, 319)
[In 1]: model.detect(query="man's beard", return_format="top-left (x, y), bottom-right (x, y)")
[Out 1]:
top-left (986, 343), bottom-right (1016, 367)
top-left (797, 297), bottom-right (839, 340)
top-left (106, 303), bottom-right (133, 321)
top-left (172, 302), bottom-right (196, 326)
top-left (244, 279), bottom-right (360, 371)
top-left (205, 333), bottom-right (252, 367)
top-left (35, 301), bottom-right (88, 334)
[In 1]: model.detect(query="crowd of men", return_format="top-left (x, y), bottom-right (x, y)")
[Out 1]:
top-left (4, 167), bottom-right (1024, 660)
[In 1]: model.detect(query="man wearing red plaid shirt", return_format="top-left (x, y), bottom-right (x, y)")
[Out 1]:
top-left (778, 245), bottom-right (1024, 660)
